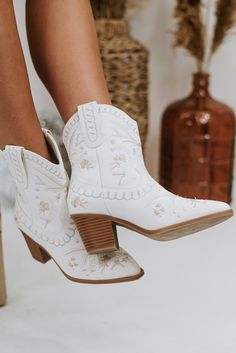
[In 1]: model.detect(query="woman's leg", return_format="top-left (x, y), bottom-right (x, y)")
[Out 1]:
top-left (25, 0), bottom-right (111, 122)
top-left (0, 1), bottom-right (50, 159)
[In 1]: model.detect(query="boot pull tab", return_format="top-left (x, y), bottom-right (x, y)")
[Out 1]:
top-left (3, 146), bottom-right (28, 189)
top-left (77, 101), bottom-right (103, 148)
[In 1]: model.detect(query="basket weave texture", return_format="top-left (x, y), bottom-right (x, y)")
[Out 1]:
top-left (96, 19), bottom-right (149, 146)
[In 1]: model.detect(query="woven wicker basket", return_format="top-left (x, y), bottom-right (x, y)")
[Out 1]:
top-left (96, 19), bottom-right (149, 146)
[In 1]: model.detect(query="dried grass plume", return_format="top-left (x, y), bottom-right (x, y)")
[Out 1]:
top-left (173, 0), bottom-right (205, 71)
top-left (173, 0), bottom-right (236, 70)
top-left (211, 0), bottom-right (236, 54)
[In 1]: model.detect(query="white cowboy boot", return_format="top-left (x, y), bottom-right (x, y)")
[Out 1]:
top-left (63, 101), bottom-right (233, 254)
top-left (1, 129), bottom-right (143, 284)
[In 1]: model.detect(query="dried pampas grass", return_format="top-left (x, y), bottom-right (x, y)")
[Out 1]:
top-left (173, 0), bottom-right (205, 71)
top-left (212, 0), bottom-right (236, 53)
top-left (173, 0), bottom-right (236, 71)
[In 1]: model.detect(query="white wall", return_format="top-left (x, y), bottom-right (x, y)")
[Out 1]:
top-left (13, 0), bottom-right (236, 181)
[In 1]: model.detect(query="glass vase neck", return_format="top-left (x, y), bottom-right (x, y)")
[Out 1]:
top-left (191, 73), bottom-right (210, 98)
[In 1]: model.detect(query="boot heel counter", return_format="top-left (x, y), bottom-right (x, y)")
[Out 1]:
top-left (67, 184), bottom-right (108, 216)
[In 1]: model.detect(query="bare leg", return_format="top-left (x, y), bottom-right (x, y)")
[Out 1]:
top-left (26, 0), bottom-right (111, 122)
top-left (0, 1), bottom-right (50, 160)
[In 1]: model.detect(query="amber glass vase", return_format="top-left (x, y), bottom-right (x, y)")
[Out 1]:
top-left (160, 73), bottom-right (235, 203)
